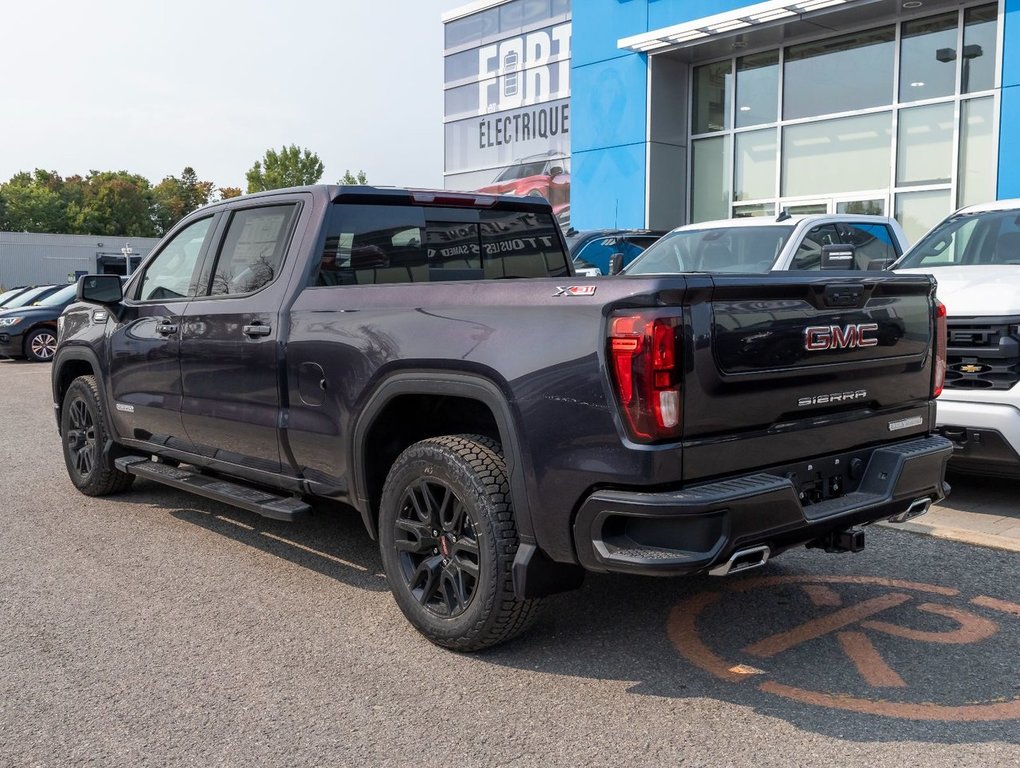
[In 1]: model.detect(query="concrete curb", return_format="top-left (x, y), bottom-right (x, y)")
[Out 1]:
top-left (879, 519), bottom-right (1020, 553)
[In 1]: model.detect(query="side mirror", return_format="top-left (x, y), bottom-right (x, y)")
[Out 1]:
top-left (77, 274), bottom-right (123, 304)
top-left (820, 243), bottom-right (856, 270)
top-left (608, 252), bottom-right (624, 276)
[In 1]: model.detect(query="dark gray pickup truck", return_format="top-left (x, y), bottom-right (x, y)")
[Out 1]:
top-left (52, 185), bottom-right (952, 650)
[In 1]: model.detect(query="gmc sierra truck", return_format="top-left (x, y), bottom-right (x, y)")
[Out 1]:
top-left (52, 185), bottom-right (952, 651)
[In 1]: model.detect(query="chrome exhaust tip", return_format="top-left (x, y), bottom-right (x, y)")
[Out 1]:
top-left (887, 496), bottom-right (932, 524)
top-left (709, 545), bottom-right (771, 577)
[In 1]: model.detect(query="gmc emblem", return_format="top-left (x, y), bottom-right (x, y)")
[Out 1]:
top-left (804, 323), bottom-right (879, 351)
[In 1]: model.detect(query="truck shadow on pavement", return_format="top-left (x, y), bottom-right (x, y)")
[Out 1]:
top-left (139, 480), bottom-right (1018, 745)
top-left (154, 487), bottom-right (390, 593)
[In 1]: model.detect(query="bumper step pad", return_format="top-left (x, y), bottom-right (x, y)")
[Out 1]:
top-left (115, 456), bottom-right (310, 522)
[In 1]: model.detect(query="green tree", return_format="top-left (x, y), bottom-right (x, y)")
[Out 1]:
top-left (67, 171), bottom-right (156, 237)
top-left (151, 167), bottom-right (214, 234)
top-left (245, 144), bottom-right (324, 193)
top-left (0, 170), bottom-right (68, 232)
top-left (339, 169), bottom-right (368, 185)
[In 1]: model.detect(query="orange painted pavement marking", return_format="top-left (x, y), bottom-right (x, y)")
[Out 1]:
top-left (835, 631), bottom-right (907, 688)
top-left (729, 575), bottom-right (959, 596)
top-left (760, 681), bottom-right (1020, 721)
top-left (744, 593), bottom-right (912, 659)
top-left (863, 603), bottom-right (998, 644)
top-left (667, 593), bottom-right (753, 684)
top-left (801, 584), bottom-right (843, 607)
top-left (971, 595), bottom-right (1020, 617)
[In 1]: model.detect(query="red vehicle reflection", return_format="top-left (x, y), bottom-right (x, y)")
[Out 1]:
top-left (477, 152), bottom-right (570, 226)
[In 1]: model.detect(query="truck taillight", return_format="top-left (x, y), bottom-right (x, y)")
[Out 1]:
top-left (608, 312), bottom-right (682, 443)
top-left (933, 299), bottom-right (947, 397)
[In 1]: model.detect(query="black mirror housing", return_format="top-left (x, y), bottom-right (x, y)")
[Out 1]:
top-left (820, 243), bottom-right (856, 270)
top-left (608, 252), bottom-right (625, 275)
top-left (77, 274), bottom-right (124, 304)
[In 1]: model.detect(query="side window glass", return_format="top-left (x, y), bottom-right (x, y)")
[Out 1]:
top-left (209, 205), bottom-right (297, 296)
top-left (792, 224), bottom-right (839, 270)
top-left (835, 222), bottom-right (898, 268)
top-left (138, 217), bottom-right (213, 301)
top-left (481, 210), bottom-right (570, 278)
top-left (316, 204), bottom-right (426, 286)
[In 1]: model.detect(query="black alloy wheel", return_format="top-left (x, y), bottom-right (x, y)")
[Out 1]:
top-left (379, 434), bottom-right (540, 651)
top-left (60, 375), bottom-right (134, 496)
top-left (393, 477), bottom-right (481, 618)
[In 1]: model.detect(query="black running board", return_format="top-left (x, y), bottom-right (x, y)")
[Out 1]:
top-left (115, 456), bottom-right (310, 522)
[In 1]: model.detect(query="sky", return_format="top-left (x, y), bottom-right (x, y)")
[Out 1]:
top-left (2, 0), bottom-right (469, 193)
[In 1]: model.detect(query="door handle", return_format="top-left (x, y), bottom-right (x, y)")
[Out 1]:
top-left (156, 323), bottom-right (178, 336)
top-left (243, 323), bottom-right (272, 338)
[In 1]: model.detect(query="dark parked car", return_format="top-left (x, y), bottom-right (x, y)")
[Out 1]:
top-left (0, 286), bottom-right (33, 307)
top-left (565, 229), bottom-right (665, 276)
top-left (0, 283), bottom-right (83, 362)
top-left (0, 285), bottom-right (61, 310)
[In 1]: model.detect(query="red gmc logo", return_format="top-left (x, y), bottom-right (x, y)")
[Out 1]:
top-left (804, 323), bottom-right (879, 351)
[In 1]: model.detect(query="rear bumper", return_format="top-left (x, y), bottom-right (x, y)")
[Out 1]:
top-left (572, 435), bottom-right (953, 576)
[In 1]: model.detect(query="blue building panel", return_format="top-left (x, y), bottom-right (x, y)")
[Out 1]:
top-left (571, 54), bottom-right (649, 152)
top-left (571, 144), bottom-right (647, 229)
top-left (997, 0), bottom-right (1020, 199)
top-left (571, 0), bottom-right (648, 67)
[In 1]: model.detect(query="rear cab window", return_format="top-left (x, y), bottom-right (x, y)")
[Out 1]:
top-left (314, 202), bottom-right (569, 286)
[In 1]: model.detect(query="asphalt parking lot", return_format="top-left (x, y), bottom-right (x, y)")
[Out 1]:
top-left (1, 360), bottom-right (1017, 767)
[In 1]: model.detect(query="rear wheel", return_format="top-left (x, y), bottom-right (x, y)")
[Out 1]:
top-left (61, 375), bottom-right (134, 496)
top-left (378, 434), bottom-right (541, 651)
top-left (25, 327), bottom-right (58, 362)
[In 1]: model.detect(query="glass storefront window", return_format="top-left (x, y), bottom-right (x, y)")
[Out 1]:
top-left (896, 102), bottom-right (954, 186)
top-left (692, 136), bottom-right (731, 222)
top-left (692, 61), bottom-right (732, 134)
top-left (733, 203), bottom-right (775, 218)
top-left (837, 199), bottom-right (886, 215)
top-left (964, 5), bottom-right (998, 93)
top-left (899, 13), bottom-right (958, 103)
top-left (736, 51), bottom-right (779, 128)
top-left (895, 189), bottom-right (952, 241)
top-left (734, 129), bottom-right (777, 202)
top-left (784, 28), bottom-right (895, 120)
top-left (959, 97), bottom-right (996, 207)
top-left (782, 112), bottom-right (892, 197)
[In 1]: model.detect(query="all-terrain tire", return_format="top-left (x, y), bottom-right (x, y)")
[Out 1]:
top-left (378, 434), bottom-right (541, 651)
top-left (61, 375), bottom-right (134, 496)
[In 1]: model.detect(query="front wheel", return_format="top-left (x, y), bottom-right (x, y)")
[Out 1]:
top-left (378, 435), bottom-right (541, 651)
top-left (61, 375), bottom-right (134, 496)
top-left (25, 327), bottom-right (58, 362)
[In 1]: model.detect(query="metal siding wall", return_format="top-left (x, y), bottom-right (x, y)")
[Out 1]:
top-left (999, 0), bottom-right (1020, 198)
top-left (0, 234), bottom-right (158, 290)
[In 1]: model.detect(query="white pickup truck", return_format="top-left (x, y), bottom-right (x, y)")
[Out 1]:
top-left (894, 199), bottom-right (1020, 478)
top-left (622, 214), bottom-right (910, 274)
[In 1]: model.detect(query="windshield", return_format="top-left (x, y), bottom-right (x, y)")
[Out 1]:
top-left (34, 284), bottom-right (78, 307)
top-left (2, 286), bottom-right (56, 308)
top-left (897, 209), bottom-right (1020, 268)
top-left (625, 226), bottom-right (795, 274)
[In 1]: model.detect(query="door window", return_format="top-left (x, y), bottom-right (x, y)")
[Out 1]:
top-left (137, 217), bottom-right (214, 301)
top-left (209, 205), bottom-right (298, 296)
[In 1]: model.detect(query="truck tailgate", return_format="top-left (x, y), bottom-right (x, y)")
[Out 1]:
top-left (681, 272), bottom-right (937, 481)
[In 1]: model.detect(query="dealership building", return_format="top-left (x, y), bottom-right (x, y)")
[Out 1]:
top-left (443, 0), bottom-right (1013, 241)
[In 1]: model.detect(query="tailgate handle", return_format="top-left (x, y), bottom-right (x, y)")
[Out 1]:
top-left (823, 284), bottom-right (865, 308)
